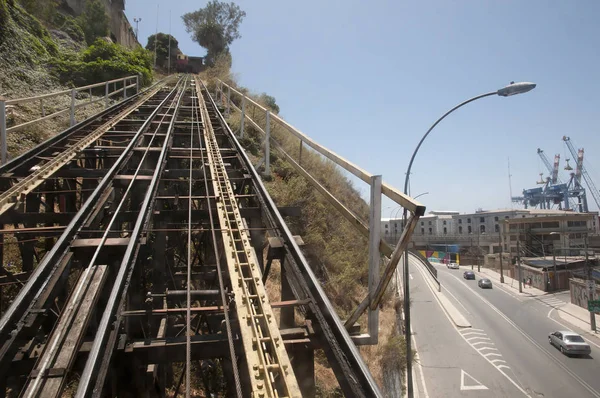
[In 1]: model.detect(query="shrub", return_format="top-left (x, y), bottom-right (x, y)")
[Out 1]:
top-left (53, 12), bottom-right (85, 43)
top-left (52, 39), bottom-right (153, 87)
top-left (76, 0), bottom-right (109, 45)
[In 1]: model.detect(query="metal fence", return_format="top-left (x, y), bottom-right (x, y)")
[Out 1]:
top-left (0, 75), bottom-right (139, 164)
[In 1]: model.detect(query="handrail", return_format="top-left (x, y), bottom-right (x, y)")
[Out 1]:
top-left (0, 75), bottom-right (140, 164)
top-left (217, 79), bottom-right (425, 217)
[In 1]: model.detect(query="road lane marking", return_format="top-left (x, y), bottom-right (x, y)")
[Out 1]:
top-left (410, 273), bottom-right (414, 280)
top-left (472, 341), bottom-right (494, 346)
top-left (462, 331), bottom-right (486, 337)
top-left (412, 263), bottom-right (529, 396)
top-left (466, 336), bottom-right (491, 342)
top-left (460, 370), bottom-right (488, 391)
top-left (448, 272), bottom-right (600, 398)
top-left (410, 329), bottom-right (430, 398)
top-left (484, 352), bottom-right (502, 358)
top-left (491, 359), bottom-right (507, 364)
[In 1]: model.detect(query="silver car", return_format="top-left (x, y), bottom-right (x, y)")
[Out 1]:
top-left (447, 262), bottom-right (459, 269)
top-left (548, 331), bottom-right (591, 356)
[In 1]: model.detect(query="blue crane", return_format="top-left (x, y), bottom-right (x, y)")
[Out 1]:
top-left (563, 136), bottom-right (597, 211)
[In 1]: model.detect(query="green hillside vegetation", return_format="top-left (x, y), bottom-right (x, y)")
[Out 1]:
top-left (0, 0), bottom-right (153, 96)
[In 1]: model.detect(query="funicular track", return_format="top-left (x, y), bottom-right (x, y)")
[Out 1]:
top-left (0, 75), bottom-right (381, 397)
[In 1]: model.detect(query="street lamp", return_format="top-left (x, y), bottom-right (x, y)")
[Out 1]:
top-left (133, 17), bottom-right (142, 41)
top-left (402, 81), bottom-right (536, 397)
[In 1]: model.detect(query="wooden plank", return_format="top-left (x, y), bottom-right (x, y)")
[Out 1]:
top-left (23, 265), bottom-right (108, 397)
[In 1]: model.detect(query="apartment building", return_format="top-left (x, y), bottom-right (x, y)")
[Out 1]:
top-left (382, 208), bottom-right (599, 255)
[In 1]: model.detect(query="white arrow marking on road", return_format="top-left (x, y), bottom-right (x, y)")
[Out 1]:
top-left (460, 369), bottom-right (489, 391)
top-left (410, 273), bottom-right (413, 280)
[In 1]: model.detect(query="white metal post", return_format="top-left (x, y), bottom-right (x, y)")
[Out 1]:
top-left (123, 78), bottom-right (128, 100)
top-left (136, 75), bottom-right (140, 94)
top-left (0, 100), bottom-right (6, 164)
top-left (226, 85), bottom-right (230, 116)
top-left (240, 95), bottom-right (245, 138)
top-left (265, 110), bottom-right (271, 176)
top-left (368, 175), bottom-right (382, 343)
top-left (70, 89), bottom-right (76, 126)
top-left (105, 82), bottom-right (109, 108)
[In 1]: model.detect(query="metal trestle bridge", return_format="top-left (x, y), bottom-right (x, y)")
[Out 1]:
top-left (0, 76), bottom-right (382, 397)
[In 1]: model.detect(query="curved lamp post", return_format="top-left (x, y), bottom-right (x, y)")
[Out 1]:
top-left (402, 81), bottom-right (536, 397)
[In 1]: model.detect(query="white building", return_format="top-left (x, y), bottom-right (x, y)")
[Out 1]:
top-left (382, 208), bottom-right (599, 255)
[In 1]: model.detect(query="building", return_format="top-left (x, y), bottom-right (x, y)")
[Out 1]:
top-left (63, 0), bottom-right (139, 49)
top-left (175, 52), bottom-right (204, 73)
top-left (382, 208), bottom-right (600, 258)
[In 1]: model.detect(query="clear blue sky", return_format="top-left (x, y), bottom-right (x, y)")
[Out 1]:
top-left (125, 0), bottom-right (600, 215)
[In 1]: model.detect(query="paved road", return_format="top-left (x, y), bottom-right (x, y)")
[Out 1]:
top-left (434, 263), bottom-right (600, 398)
top-left (408, 256), bottom-right (528, 397)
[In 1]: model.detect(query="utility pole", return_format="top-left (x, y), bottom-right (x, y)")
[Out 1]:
top-left (153, 4), bottom-right (158, 68)
top-left (168, 10), bottom-right (172, 75)
top-left (517, 238), bottom-right (523, 293)
top-left (499, 228), bottom-right (504, 283)
top-left (585, 234), bottom-right (597, 332)
top-left (133, 18), bottom-right (141, 41)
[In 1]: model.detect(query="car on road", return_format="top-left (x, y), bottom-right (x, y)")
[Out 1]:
top-left (447, 262), bottom-right (459, 269)
top-left (548, 331), bottom-right (591, 356)
top-left (478, 278), bottom-right (492, 289)
top-left (463, 271), bottom-right (475, 280)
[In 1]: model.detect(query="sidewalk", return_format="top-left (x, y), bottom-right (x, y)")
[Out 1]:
top-left (476, 267), bottom-right (600, 342)
top-left (477, 267), bottom-right (547, 297)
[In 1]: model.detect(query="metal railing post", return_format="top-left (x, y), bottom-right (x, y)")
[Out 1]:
top-left (136, 75), bottom-right (140, 94)
top-left (226, 85), bottom-right (230, 116)
top-left (123, 78), bottom-right (128, 100)
top-left (240, 94), bottom-right (245, 138)
top-left (265, 110), bottom-right (270, 176)
top-left (105, 82), bottom-right (109, 108)
top-left (367, 175), bottom-right (382, 344)
top-left (0, 100), bottom-right (6, 164)
top-left (215, 83), bottom-right (219, 102)
top-left (70, 89), bottom-right (76, 126)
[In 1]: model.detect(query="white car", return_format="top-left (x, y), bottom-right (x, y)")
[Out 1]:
top-left (447, 262), bottom-right (459, 269)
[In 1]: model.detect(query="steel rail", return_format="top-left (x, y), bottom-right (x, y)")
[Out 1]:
top-left (198, 79), bottom-right (301, 397)
top-left (186, 79), bottom-right (194, 398)
top-left (193, 78), bottom-right (244, 397)
top-left (76, 77), bottom-right (188, 397)
top-left (202, 80), bottom-right (382, 396)
top-left (24, 78), bottom-right (186, 398)
top-left (0, 81), bottom-right (180, 374)
top-left (0, 80), bottom-right (171, 216)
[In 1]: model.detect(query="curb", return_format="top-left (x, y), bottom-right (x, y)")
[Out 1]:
top-left (419, 263), bottom-right (471, 328)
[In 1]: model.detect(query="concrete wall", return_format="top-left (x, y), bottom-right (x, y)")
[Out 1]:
top-left (63, 0), bottom-right (139, 49)
top-left (570, 278), bottom-right (600, 309)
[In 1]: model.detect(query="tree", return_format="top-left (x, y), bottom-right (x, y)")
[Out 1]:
top-left (182, 1), bottom-right (245, 66)
top-left (259, 93), bottom-right (279, 114)
top-left (77, 0), bottom-right (109, 45)
top-left (146, 33), bottom-right (179, 70)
